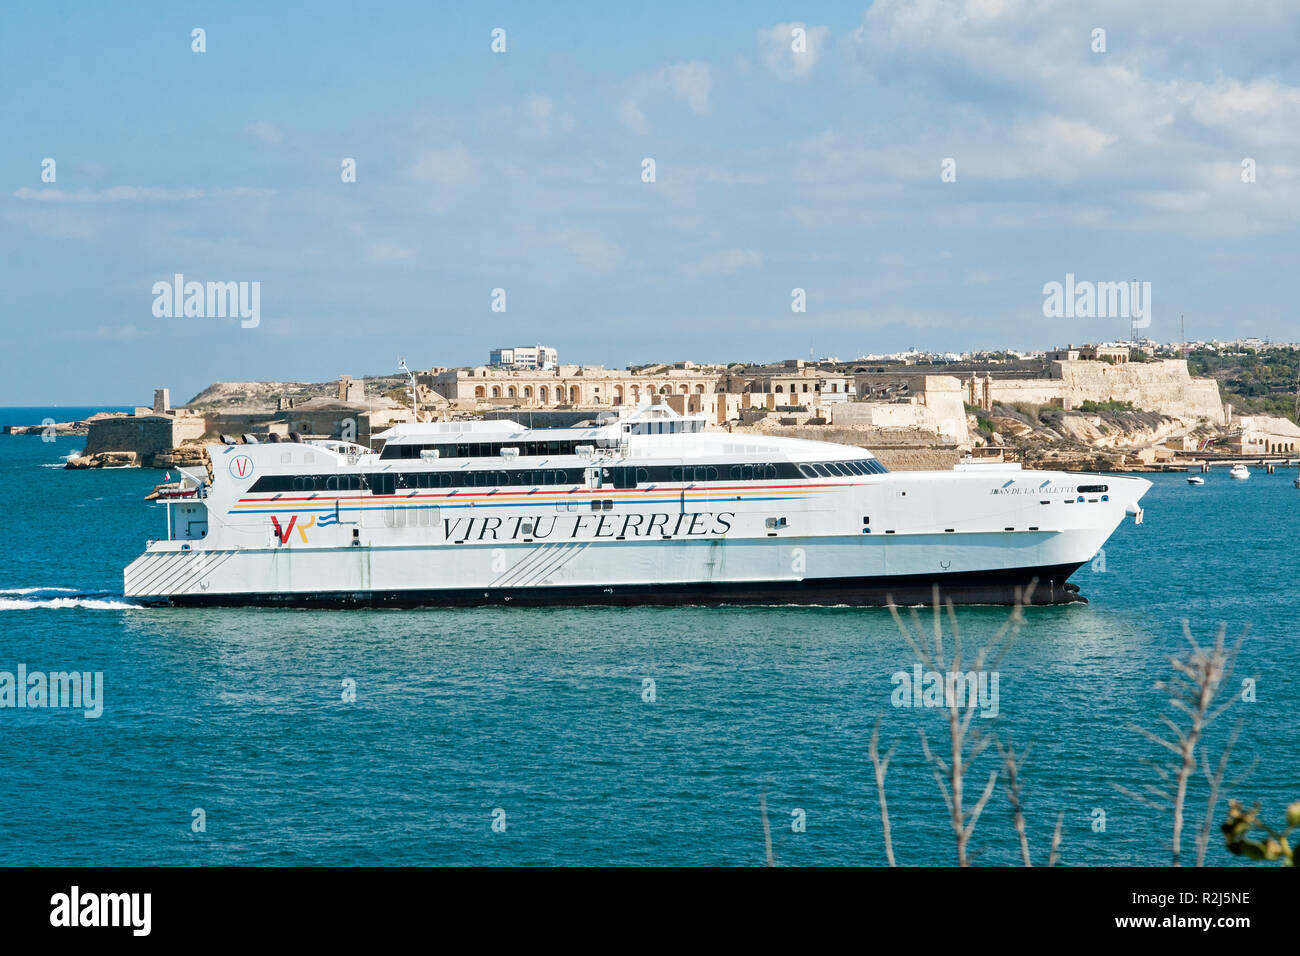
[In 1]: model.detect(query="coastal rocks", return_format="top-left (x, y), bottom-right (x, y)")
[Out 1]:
top-left (65, 451), bottom-right (140, 469)
top-left (151, 444), bottom-right (211, 470)
top-left (63, 443), bottom-right (211, 471)
top-left (3, 411), bottom-right (127, 436)
top-left (4, 421), bottom-right (89, 436)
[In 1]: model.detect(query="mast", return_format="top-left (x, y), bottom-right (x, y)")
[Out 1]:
top-left (398, 357), bottom-right (418, 423)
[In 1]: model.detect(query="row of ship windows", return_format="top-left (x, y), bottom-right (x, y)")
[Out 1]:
top-left (247, 459), bottom-right (887, 494)
top-left (379, 439), bottom-right (622, 460)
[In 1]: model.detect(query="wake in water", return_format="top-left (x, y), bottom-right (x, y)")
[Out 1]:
top-left (0, 587), bottom-right (141, 611)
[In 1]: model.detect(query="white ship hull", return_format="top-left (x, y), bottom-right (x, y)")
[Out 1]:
top-left (125, 534), bottom-right (1102, 607)
top-left (125, 425), bottom-right (1148, 608)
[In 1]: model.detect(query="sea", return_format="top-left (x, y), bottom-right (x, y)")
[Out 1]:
top-left (0, 406), bottom-right (1296, 866)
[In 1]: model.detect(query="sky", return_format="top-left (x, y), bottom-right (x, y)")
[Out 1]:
top-left (3, 0), bottom-right (1299, 405)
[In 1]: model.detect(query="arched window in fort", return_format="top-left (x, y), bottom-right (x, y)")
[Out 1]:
top-left (695, 384), bottom-right (705, 393)
top-left (614, 386), bottom-right (624, 405)
top-left (474, 386), bottom-right (485, 398)
top-left (507, 387), bottom-right (516, 398)
top-left (491, 386), bottom-right (501, 398)
top-left (775, 385), bottom-right (784, 393)
top-left (539, 387), bottom-right (549, 403)
top-left (569, 386), bottom-right (579, 403)
top-left (679, 384), bottom-right (689, 394)
top-left (523, 387), bottom-right (532, 398)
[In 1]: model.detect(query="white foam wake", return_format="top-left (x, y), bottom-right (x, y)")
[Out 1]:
top-left (0, 588), bottom-right (141, 611)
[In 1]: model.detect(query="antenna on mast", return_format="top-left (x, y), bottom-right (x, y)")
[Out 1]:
top-left (398, 357), bottom-right (418, 422)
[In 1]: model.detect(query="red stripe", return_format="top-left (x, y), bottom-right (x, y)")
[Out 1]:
top-left (235, 481), bottom-right (852, 505)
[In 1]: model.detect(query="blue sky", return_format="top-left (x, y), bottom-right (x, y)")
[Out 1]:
top-left (3, 0), bottom-right (1299, 405)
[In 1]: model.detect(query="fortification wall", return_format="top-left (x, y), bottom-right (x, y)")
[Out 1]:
top-left (829, 376), bottom-right (966, 440)
top-left (870, 447), bottom-right (963, 471)
top-left (978, 360), bottom-right (1224, 422)
top-left (83, 415), bottom-right (205, 458)
top-left (917, 375), bottom-right (968, 439)
top-left (830, 402), bottom-right (932, 430)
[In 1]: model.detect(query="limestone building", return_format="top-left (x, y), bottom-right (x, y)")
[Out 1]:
top-left (426, 365), bottom-right (720, 408)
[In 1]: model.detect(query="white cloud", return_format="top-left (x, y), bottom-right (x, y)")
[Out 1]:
top-left (692, 248), bottom-right (764, 275)
top-left (406, 143), bottom-right (475, 185)
top-left (554, 228), bottom-right (623, 272)
top-left (654, 61), bottom-right (713, 115)
top-left (618, 98), bottom-right (649, 135)
top-left (617, 61), bottom-right (712, 134)
top-left (366, 241), bottom-right (415, 262)
top-left (4, 207), bottom-right (96, 240)
top-left (91, 323), bottom-right (150, 341)
top-left (245, 121), bottom-right (284, 145)
top-left (758, 22), bottom-right (830, 81)
top-left (831, 0), bottom-right (1300, 221)
top-left (13, 186), bottom-right (205, 202)
top-left (522, 93), bottom-right (575, 137)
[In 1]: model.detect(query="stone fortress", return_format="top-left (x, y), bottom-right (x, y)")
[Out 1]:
top-left (24, 341), bottom-right (1300, 471)
top-left (422, 345), bottom-right (1227, 442)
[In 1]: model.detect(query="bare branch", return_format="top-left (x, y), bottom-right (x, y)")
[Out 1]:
top-left (868, 718), bottom-right (897, 867)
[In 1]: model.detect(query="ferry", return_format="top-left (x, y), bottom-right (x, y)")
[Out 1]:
top-left (123, 404), bottom-right (1150, 607)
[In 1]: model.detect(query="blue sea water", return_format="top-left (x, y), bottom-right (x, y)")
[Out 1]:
top-left (0, 411), bottom-right (1296, 866)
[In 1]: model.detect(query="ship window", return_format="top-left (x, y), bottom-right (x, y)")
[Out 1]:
top-left (812, 463), bottom-right (832, 477)
top-left (1077, 484), bottom-right (1108, 493)
top-left (607, 466), bottom-right (639, 489)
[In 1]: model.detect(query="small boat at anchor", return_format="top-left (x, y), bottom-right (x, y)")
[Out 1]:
top-left (1187, 475), bottom-right (1204, 485)
top-left (1229, 464), bottom-right (1251, 480)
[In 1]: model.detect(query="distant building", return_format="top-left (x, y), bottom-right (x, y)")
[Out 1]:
top-left (337, 375), bottom-right (365, 402)
top-left (720, 365), bottom-right (855, 404)
top-left (489, 345), bottom-right (558, 370)
top-left (1046, 343), bottom-right (1130, 364)
top-left (429, 364), bottom-right (718, 408)
top-left (1227, 416), bottom-right (1300, 455)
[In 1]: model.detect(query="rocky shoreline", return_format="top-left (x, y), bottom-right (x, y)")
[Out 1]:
top-left (63, 443), bottom-right (211, 471)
